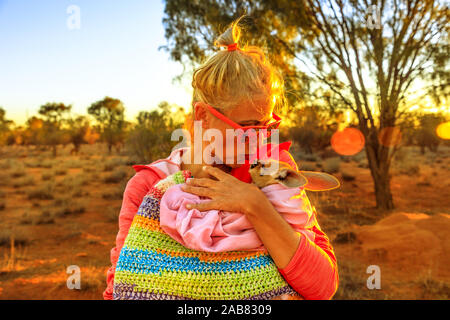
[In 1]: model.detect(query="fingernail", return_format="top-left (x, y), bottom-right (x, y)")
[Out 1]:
top-left (186, 204), bottom-right (192, 209)
top-left (203, 165), bottom-right (207, 170)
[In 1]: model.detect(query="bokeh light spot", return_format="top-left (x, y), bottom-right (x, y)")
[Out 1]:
top-left (436, 121), bottom-right (450, 140)
top-left (331, 127), bottom-right (365, 156)
top-left (378, 126), bottom-right (402, 147)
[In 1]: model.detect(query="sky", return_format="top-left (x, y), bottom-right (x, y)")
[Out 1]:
top-left (0, 0), bottom-right (193, 126)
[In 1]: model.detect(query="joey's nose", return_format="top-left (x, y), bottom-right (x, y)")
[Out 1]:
top-left (250, 159), bottom-right (260, 169)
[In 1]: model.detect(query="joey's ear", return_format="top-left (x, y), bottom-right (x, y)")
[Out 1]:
top-left (274, 168), bottom-right (308, 188)
top-left (193, 102), bottom-right (209, 127)
top-left (300, 171), bottom-right (341, 191)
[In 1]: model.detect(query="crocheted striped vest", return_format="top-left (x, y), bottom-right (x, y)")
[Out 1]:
top-left (113, 170), bottom-right (302, 300)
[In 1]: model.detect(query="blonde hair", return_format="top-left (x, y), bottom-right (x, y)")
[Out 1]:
top-left (186, 15), bottom-right (286, 133)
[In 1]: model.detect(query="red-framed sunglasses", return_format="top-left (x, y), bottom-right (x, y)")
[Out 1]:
top-left (195, 102), bottom-right (282, 141)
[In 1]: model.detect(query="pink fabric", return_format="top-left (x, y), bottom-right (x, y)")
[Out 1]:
top-left (104, 146), bottom-right (339, 300)
top-left (160, 183), bottom-right (316, 252)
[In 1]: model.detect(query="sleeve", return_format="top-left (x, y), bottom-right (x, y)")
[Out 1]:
top-left (277, 225), bottom-right (339, 300)
top-left (103, 169), bottom-right (161, 300)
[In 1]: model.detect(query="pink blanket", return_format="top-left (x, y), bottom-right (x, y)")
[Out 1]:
top-left (160, 182), bottom-right (316, 252)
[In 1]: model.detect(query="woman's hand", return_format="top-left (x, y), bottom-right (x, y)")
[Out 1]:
top-left (182, 165), bottom-right (303, 271)
top-left (181, 165), bottom-right (271, 216)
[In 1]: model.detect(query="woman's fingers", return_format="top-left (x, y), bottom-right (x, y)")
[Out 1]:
top-left (186, 200), bottom-right (224, 211)
top-left (186, 177), bottom-right (217, 188)
top-left (203, 165), bottom-right (233, 181)
top-left (181, 184), bottom-right (214, 198)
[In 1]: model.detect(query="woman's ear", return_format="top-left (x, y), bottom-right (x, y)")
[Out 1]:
top-left (274, 168), bottom-right (308, 188)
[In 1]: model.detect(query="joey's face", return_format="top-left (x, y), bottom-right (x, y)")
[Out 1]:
top-left (249, 159), bottom-right (307, 189)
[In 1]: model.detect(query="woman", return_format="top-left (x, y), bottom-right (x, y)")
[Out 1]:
top-left (104, 16), bottom-right (338, 300)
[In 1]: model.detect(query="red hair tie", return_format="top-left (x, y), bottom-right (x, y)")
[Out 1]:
top-left (227, 43), bottom-right (239, 51)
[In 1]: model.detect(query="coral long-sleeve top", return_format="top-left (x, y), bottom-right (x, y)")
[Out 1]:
top-left (103, 148), bottom-right (339, 300)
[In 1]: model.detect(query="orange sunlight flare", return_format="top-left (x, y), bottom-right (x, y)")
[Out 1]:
top-left (331, 127), bottom-right (365, 156)
top-left (378, 126), bottom-right (402, 147)
top-left (436, 121), bottom-right (450, 140)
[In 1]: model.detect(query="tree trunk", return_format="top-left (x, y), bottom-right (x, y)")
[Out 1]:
top-left (52, 145), bottom-right (57, 157)
top-left (366, 148), bottom-right (395, 211)
top-left (372, 167), bottom-right (394, 210)
top-left (108, 143), bottom-right (112, 155)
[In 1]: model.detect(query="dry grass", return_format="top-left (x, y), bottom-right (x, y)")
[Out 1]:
top-left (0, 229), bottom-right (30, 247)
top-left (0, 238), bottom-right (29, 274)
top-left (52, 195), bottom-right (87, 216)
top-left (12, 176), bottom-right (35, 188)
top-left (104, 206), bottom-right (121, 222)
top-left (103, 168), bottom-right (127, 184)
top-left (26, 182), bottom-right (55, 200)
top-left (20, 210), bottom-right (55, 225)
top-left (417, 273), bottom-right (450, 300)
top-left (333, 259), bottom-right (388, 300)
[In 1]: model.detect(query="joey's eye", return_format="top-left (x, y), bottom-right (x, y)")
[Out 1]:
top-left (250, 162), bottom-right (257, 169)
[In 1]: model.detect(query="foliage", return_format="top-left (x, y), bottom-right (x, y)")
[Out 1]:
top-left (0, 107), bottom-right (15, 147)
top-left (125, 101), bottom-right (185, 164)
top-left (37, 102), bottom-right (72, 156)
top-left (289, 106), bottom-right (338, 153)
top-left (87, 97), bottom-right (128, 154)
top-left (414, 113), bottom-right (447, 154)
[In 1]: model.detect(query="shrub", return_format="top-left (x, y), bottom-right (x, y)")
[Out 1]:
top-left (65, 159), bottom-right (83, 169)
top-left (0, 229), bottom-right (29, 247)
top-left (52, 196), bottom-right (87, 216)
top-left (341, 170), bottom-right (356, 181)
top-left (104, 168), bottom-right (127, 184)
top-left (0, 173), bottom-right (9, 186)
top-left (395, 161), bottom-right (420, 175)
top-left (102, 158), bottom-right (125, 172)
top-left (10, 168), bottom-right (26, 178)
top-left (0, 159), bottom-right (13, 170)
top-left (40, 160), bottom-right (54, 169)
top-left (27, 182), bottom-right (55, 200)
top-left (322, 157), bottom-right (341, 174)
top-left (20, 210), bottom-right (55, 225)
top-left (357, 160), bottom-right (369, 168)
top-left (299, 161), bottom-right (317, 171)
top-left (54, 168), bottom-right (67, 176)
top-left (57, 174), bottom-right (86, 189)
top-left (12, 176), bottom-right (35, 188)
top-left (102, 189), bottom-right (124, 200)
top-left (105, 206), bottom-right (121, 222)
top-left (41, 172), bottom-right (54, 181)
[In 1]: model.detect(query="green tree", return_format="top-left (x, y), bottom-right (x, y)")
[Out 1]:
top-left (161, 0), bottom-right (449, 210)
top-left (87, 97), bottom-right (127, 154)
top-left (66, 115), bottom-right (97, 155)
top-left (38, 102), bottom-right (72, 156)
top-left (415, 112), bottom-right (446, 154)
top-left (0, 107), bottom-right (15, 149)
top-left (125, 101), bottom-right (185, 163)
